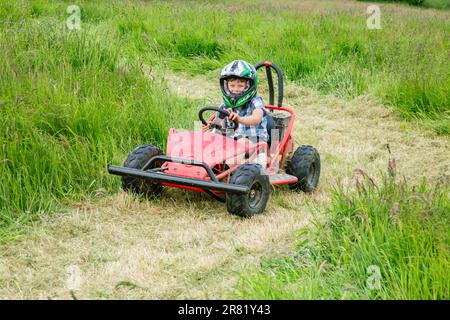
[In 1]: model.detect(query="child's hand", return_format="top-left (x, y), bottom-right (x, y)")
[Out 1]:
top-left (201, 123), bottom-right (210, 132)
top-left (226, 108), bottom-right (240, 122)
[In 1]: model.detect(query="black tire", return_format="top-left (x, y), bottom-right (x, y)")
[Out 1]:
top-left (286, 145), bottom-right (320, 192)
top-left (226, 164), bottom-right (270, 218)
top-left (122, 144), bottom-right (164, 197)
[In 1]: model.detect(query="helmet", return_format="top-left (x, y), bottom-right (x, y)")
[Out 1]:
top-left (220, 60), bottom-right (258, 108)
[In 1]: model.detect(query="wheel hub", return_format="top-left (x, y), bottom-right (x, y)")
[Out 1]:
top-left (307, 163), bottom-right (316, 185)
top-left (248, 182), bottom-right (263, 208)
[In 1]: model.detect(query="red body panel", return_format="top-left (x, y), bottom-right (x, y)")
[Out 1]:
top-left (162, 104), bottom-right (297, 191)
top-left (165, 130), bottom-right (247, 179)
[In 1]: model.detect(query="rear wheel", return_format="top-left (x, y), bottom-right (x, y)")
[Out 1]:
top-left (286, 145), bottom-right (320, 192)
top-left (122, 144), bottom-right (164, 197)
top-left (226, 164), bottom-right (270, 217)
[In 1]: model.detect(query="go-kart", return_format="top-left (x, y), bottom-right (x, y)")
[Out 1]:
top-left (108, 61), bottom-right (320, 217)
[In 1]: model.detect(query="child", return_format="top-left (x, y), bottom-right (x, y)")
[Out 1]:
top-left (202, 60), bottom-right (269, 165)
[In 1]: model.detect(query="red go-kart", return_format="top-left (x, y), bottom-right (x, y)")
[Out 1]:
top-left (108, 61), bottom-right (320, 217)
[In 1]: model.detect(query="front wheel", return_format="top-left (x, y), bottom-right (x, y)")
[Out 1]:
top-left (121, 144), bottom-right (164, 197)
top-left (286, 145), bottom-right (320, 192)
top-left (226, 164), bottom-right (270, 218)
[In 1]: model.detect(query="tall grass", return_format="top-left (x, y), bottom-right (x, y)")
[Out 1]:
top-left (358, 0), bottom-right (450, 10)
top-left (0, 3), bottom-right (197, 239)
top-left (106, 0), bottom-right (449, 133)
top-left (234, 167), bottom-right (449, 299)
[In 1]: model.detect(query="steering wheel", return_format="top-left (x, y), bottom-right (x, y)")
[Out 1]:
top-left (198, 106), bottom-right (238, 132)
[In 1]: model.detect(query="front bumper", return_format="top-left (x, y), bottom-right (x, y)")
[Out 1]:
top-left (108, 165), bottom-right (249, 194)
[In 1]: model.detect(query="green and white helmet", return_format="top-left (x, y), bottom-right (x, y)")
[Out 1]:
top-left (220, 60), bottom-right (258, 108)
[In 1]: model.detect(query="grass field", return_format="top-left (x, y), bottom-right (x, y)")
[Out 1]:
top-left (234, 168), bottom-right (449, 299)
top-left (0, 0), bottom-right (448, 299)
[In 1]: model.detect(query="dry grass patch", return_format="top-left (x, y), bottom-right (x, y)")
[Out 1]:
top-left (0, 188), bottom-right (311, 299)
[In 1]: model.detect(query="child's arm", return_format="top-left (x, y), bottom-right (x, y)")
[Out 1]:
top-left (226, 108), bottom-right (263, 126)
top-left (202, 111), bottom-right (226, 132)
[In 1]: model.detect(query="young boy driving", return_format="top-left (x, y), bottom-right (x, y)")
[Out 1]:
top-left (202, 60), bottom-right (269, 163)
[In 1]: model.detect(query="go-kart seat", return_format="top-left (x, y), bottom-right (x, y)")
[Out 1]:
top-left (265, 111), bottom-right (275, 148)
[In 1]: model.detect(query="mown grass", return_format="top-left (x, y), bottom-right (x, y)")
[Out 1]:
top-left (0, 0), bottom-right (448, 239)
top-left (234, 165), bottom-right (449, 299)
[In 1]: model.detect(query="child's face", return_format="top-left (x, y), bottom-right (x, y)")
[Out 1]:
top-left (227, 78), bottom-right (248, 94)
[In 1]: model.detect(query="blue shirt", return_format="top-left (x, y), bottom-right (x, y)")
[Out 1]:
top-left (217, 96), bottom-right (269, 143)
